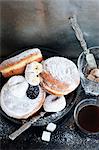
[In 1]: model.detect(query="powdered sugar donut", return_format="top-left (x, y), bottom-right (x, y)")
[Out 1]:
top-left (25, 72), bottom-right (41, 86)
top-left (0, 48), bottom-right (43, 77)
top-left (41, 57), bottom-right (80, 96)
top-left (7, 76), bottom-right (29, 98)
top-left (25, 61), bottom-right (42, 86)
top-left (0, 76), bottom-right (46, 119)
top-left (25, 61), bottom-right (42, 75)
top-left (43, 95), bottom-right (66, 112)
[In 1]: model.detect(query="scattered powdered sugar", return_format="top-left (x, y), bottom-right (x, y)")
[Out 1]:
top-left (53, 129), bottom-right (82, 146)
top-left (50, 124), bottom-right (99, 150)
top-left (33, 106), bottom-right (67, 126)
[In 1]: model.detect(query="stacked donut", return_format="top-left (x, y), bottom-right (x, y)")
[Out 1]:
top-left (41, 57), bottom-right (80, 96)
top-left (41, 57), bottom-right (80, 112)
top-left (0, 48), bottom-right (80, 119)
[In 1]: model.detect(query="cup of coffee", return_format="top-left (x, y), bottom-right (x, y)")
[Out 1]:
top-left (74, 98), bottom-right (99, 135)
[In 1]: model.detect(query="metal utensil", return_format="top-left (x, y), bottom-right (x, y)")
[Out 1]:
top-left (69, 15), bottom-right (97, 69)
top-left (9, 112), bottom-right (46, 140)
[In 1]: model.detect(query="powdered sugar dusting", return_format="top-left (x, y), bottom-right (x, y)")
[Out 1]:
top-left (43, 57), bottom-right (80, 86)
top-left (43, 95), bottom-right (66, 112)
top-left (0, 80), bottom-right (45, 119)
top-left (0, 48), bottom-right (41, 67)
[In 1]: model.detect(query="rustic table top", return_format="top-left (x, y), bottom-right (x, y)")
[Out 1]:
top-left (0, 53), bottom-right (99, 150)
top-left (0, 86), bottom-right (99, 150)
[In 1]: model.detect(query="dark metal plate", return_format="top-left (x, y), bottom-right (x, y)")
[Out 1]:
top-left (0, 47), bottom-right (80, 126)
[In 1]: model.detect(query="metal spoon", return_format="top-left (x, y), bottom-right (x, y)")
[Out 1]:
top-left (69, 15), bottom-right (97, 69)
top-left (9, 112), bottom-right (46, 140)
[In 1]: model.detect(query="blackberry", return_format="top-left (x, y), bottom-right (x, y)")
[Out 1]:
top-left (26, 85), bottom-right (39, 99)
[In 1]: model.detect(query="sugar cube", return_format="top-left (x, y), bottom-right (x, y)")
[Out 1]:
top-left (46, 123), bottom-right (56, 132)
top-left (41, 131), bottom-right (51, 142)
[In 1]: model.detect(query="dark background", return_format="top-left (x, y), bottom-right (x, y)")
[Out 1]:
top-left (0, 0), bottom-right (99, 58)
top-left (0, 1), bottom-right (99, 150)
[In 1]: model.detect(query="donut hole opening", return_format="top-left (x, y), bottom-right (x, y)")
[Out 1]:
top-left (52, 97), bottom-right (58, 101)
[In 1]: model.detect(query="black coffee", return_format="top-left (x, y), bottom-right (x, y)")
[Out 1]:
top-left (78, 105), bottom-right (99, 133)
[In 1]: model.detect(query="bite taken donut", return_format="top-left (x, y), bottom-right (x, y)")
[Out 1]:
top-left (41, 57), bottom-right (80, 96)
top-left (43, 95), bottom-right (66, 112)
top-left (0, 76), bottom-right (46, 119)
top-left (0, 48), bottom-right (43, 77)
top-left (25, 61), bottom-right (43, 86)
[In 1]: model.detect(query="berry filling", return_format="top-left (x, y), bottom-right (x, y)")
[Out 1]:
top-left (26, 85), bottom-right (39, 99)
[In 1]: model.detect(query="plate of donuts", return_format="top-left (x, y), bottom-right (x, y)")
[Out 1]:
top-left (0, 47), bottom-right (80, 126)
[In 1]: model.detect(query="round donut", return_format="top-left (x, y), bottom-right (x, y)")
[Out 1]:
top-left (41, 57), bottom-right (80, 96)
top-left (0, 76), bottom-right (46, 119)
top-left (25, 61), bottom-right (42, 75)
top-left (25, 61), bottom-right (42, 86)
top-left (25, 72), bottom-right (41, 86)
top-left (43, 95), bottom-right (66, 112)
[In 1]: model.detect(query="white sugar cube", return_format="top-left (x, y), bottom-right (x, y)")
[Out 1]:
top-left (41, 131), bottom-right (51, 142)
top-left (46, 123), bottom-right (56, 132)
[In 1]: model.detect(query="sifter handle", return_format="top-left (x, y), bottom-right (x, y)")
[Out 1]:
top-left (69, 15), bottom-right (89, 54)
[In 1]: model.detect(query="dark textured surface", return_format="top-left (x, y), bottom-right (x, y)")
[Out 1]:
top-left (0, 54), bottom-right (99, 149)
top-left (0, 86), bottom-right (99, 150)
top-left (1, 0), bottom-right (99, 57)
top-left (0, 1), bottom-right (99, 148)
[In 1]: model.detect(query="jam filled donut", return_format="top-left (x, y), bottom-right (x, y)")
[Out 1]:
top-left (43, 95), bottom-right (66, 112)
top-left (0, 76), bottom-right (46, 119)
top-left (0, 48), bottom-right (43, 77)
top-left (25, 61), bottom-right (42, 86)
top-left (41, 57), bottom-right (80, 96)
